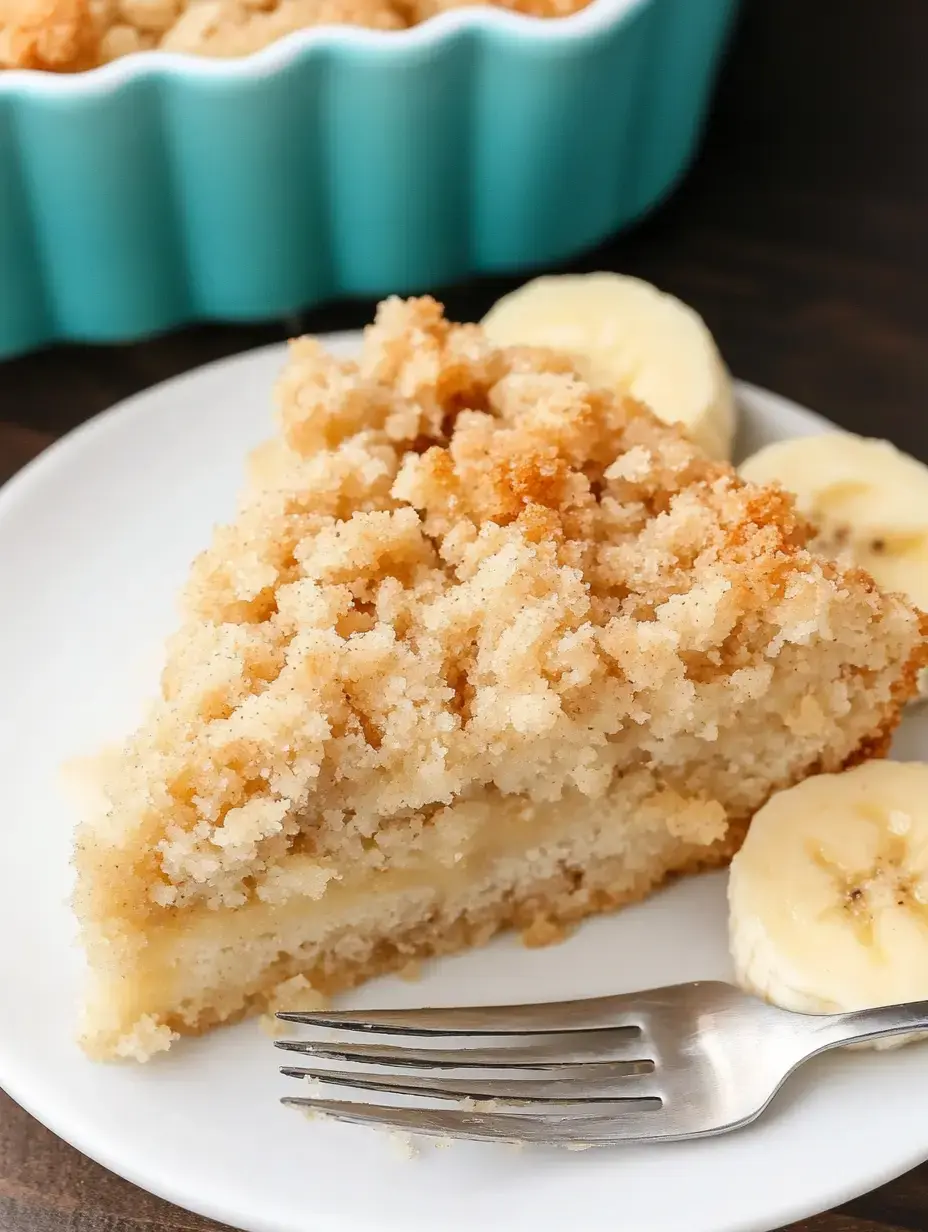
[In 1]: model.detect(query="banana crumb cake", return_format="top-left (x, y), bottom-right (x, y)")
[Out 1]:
top-left (74, 297), bottom-right (927, 1060)
top-left (0, 0), bottom-right (588, 71)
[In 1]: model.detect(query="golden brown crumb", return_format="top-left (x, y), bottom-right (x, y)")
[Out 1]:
top-left (0, 0), bottom-right (99, 69)
top-left (521, 915), bottom-right (569, 948)
top-left (78, 295), bottom-right (925, 918)
top-left (159, 0), bottom-right (403, 56)
top-left (0, 0), bottom-right (591, 68)
top-left (405, 0), bottom-right (586, 21)
top-left (73, 296), bottom-right (926, 1060)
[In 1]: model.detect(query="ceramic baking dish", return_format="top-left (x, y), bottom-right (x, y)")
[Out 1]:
top-left (0, 0), bottom-right (738, 357)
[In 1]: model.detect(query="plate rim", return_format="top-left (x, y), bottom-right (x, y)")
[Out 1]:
top-left (0, 337), bottom-right (924, 1232)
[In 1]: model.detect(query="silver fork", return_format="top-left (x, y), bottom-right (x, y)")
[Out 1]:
top-left (275, 981), bottom-right (928, 1145)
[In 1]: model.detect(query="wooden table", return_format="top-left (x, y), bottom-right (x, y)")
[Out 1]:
top-left (2, 1), bottom-right (926, 1228)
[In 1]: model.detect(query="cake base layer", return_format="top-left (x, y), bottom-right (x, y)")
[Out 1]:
top-left (182, 833), bottom-right (746, 1031)
top-left (81, 716), bottom-right (902, 1062)
top-left (80, 798), bottom-right (752, 1060)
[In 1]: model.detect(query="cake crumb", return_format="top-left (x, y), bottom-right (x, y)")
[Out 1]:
top-left (0, 0), bottom-right (595, 70)
top-left (397, 959), bottom-right (423, 983)
top-left (522, 916), bottom-right (569, 948)
top-left (270, 974), bottom-right (329, 1012)
top-left (112, 1015), bottom-right (178, 1062)
top-left (261, 974), bottom-right (329, 1035)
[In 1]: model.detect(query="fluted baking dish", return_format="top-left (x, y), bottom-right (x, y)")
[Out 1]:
top-left (0, 0), bottom-right (738, 358)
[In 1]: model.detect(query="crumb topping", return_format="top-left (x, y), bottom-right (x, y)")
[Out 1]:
top-left (0, 0), bottom-right (99, 69)
top-left (0, 0), bottom-right (588, 69)
top-left (75, 297), bottom-right (925, 929)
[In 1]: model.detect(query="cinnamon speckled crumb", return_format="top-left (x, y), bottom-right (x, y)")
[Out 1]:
top-left (110, 1015), bottom-right (178, 1061)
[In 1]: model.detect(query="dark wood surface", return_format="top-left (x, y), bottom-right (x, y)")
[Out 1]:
top-left (1, 1), bottom-right (927, 1229)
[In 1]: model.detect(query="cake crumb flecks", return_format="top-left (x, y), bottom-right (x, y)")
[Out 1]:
top-left (79, 295), bottom-right (925, 918)
top-left (0, 0), bottom-right (592, 70)
top-left (111, 1014), bottom-right (178, 1062)
top-left (269, 973), bottom-right (329, 1012)
top-left (261, 974), bottom-right (329, 1035)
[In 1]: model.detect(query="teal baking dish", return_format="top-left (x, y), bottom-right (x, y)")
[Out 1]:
top-left (0, 0), bottom-right (738, 358)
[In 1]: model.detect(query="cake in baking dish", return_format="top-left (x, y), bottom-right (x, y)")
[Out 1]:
top-left (73, 296), bottom-right (926, 1060)
top-left (0, 0), bottom-right (589, 72)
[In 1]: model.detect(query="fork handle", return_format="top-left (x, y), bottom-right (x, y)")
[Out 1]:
top-left (805, 998), bottom-right (928, 1050)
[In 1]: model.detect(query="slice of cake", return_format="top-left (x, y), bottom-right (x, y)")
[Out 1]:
top-left (73, 297), bottom-right (927, 1060)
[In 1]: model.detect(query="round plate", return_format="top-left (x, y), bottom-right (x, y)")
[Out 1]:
top-left (1, 336), bottom-right (925, 1232)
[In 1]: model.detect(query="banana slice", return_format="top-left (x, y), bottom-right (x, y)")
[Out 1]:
top-left (740, 433), bottom-right (928, 613)
top-left (729, 760), bottom-right (928, 1047)
top-left (481, 273), bottom-right (736, 460)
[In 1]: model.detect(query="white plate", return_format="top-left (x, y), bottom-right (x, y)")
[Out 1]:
top-left (1, 336), bottom-right (926, 1232)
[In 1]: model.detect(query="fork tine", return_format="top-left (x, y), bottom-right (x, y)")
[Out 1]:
top-left (279, 1064), bottom-right (660, 1102)
top-left (273, 1028), bottom-right (650, 1069)
top-left (276, 992), bottom-right (642, 1036)
top-left (283, 1097), bottom-right (669, 1144)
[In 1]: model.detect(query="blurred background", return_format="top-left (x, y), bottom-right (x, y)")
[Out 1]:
top-left (3, 0), bottom-right (925, 486)
top-left (1, 1), bottom-right (927, 1230)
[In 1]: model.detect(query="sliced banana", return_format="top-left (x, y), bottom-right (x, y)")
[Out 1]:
top-left (481, 273), bottom-right (736, 460)
top-left (729, 760), bottom-right (928, 1047)
top-left (740, 433), bottom-right (928, 613)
